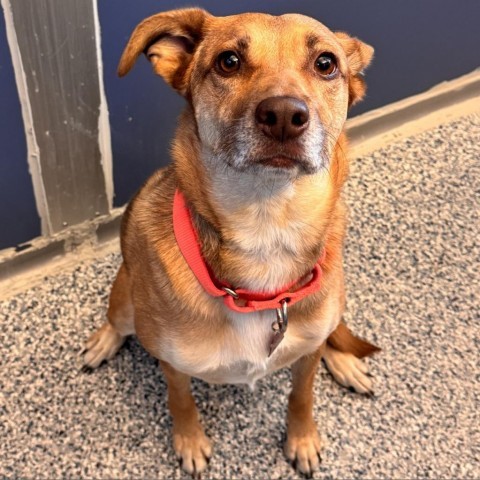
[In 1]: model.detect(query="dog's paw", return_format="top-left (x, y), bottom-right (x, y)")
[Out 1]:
top-left (81, 322), bottom-right (125, 369)
top-left (323, 345), bottom-right (374, 395)
top-left (284, 427), bottom-right (322, 476)
top-left (173, 425), bottom-right (212, 476)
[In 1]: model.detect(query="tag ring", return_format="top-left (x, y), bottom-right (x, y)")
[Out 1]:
top-left (273, 299), bottom-right (289, 333)
top-left (222, 287), bottom-right (239, 299)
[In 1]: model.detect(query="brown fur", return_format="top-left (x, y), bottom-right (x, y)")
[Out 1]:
top-left (84, 8), bottom-right (379, 476)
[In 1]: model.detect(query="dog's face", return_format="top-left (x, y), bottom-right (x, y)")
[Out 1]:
top-left (118, 9), bottom-right (373, 176)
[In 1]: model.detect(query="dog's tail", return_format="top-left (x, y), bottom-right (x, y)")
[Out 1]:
top-left (327, 321), bottom-right (381, 359)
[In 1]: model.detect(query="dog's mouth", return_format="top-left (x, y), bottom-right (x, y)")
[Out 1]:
top-left (249, 153), bottom-right (317, 174)
top-left (220, 128), bottom-right (324, 175)
top-left (256, 155), bottom-right (301, 169)
top-left (245, 138), bottom-right (319, 173)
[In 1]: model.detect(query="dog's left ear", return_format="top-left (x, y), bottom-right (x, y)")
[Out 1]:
top-left (117, 8), bottom-right (210, 95)
top-left (335, 32), bottom-right (374, 106)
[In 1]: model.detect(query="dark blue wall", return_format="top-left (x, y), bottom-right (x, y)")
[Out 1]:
top-left (99, 0), bottom-right (480, 207)
top-left (98, 1), bottom-right (184, 207)
top-left (0, 12), bottom-right (40, 249)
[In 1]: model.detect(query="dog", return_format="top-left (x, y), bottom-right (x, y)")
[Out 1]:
top-left (83, 8), bottom-right (379, 476)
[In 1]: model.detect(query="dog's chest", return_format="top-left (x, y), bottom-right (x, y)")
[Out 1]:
top-left (164, 307), bottom-right (332, 389)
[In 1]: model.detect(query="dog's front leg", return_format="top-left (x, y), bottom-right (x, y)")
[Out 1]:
top-left (160, 361), bottom-right (212, 476)
top-left (284, 345), bottom-right (324, 476)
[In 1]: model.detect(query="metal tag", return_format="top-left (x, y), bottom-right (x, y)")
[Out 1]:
top-left (268, 300), bottom-right (289, 357)
top-left (268, 330), bottom-right (285, 357)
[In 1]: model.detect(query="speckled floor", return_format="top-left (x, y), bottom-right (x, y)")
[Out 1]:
top-left (1, 114), bottom-right (479, 479)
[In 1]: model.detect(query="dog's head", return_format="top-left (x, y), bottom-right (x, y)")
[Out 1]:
top-left (118, 9), bottom-right (373, 176)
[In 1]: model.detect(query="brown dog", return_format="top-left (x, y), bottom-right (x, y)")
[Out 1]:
top-left (83, 8), bottom-right (379, 476)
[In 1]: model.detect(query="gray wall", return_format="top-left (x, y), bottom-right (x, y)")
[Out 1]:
top-left (0, 0), bottom-right (479, 250)
top-left (9, 0), bottom-right (109, 234)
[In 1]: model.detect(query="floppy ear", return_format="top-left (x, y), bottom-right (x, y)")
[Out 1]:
top-left (335, 32), bottom-right (374, 106)
top-left (117, 8), bottom-right (210, 95)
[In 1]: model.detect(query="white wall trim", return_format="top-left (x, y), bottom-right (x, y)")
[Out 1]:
top-left (347, 68), bottom-right (480, 156)
top-left (92, 0), bottom-right (114, 209)
top-left (1, 0), bottom-right (52, 235)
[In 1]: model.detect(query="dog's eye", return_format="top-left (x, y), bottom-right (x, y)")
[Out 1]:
top-left (315, 53), bottom-right (337, 77)
top-left (216, 51), bottom-right (241, 74)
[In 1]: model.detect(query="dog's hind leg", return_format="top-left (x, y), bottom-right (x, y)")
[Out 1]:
top-left (323, 322), bottom-right (380, 395)
top-left (82, 262), bottom-right (135, 368)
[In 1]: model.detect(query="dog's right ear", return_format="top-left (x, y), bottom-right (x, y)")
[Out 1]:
top-left (334, 32), bottom-right (374, 107)
top-left (117, 8), bottom-right (210, 95)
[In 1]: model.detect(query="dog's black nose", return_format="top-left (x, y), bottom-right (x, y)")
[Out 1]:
top-left (255, 96), bottom-right (309, 142)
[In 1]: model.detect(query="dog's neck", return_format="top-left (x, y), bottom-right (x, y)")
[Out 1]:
top-left (173, 109), bottom-right (346, 292)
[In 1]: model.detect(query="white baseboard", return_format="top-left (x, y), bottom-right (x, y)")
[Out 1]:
top-left (347, 69), bottom-right (480, 156)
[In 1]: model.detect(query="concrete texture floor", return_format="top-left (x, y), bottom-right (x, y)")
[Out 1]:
top-left (1, 114), bottom-right (479, 479)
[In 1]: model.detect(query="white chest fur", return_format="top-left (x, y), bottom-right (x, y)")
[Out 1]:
top-left (216, 309), bottom-right (282, 388)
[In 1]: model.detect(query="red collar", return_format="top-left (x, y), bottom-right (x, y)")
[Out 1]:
top-left (172, 189), bottom-right (326, 314)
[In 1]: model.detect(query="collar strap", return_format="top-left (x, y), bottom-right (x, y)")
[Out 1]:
top-left (173, 189), bottom-right (326, 313)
